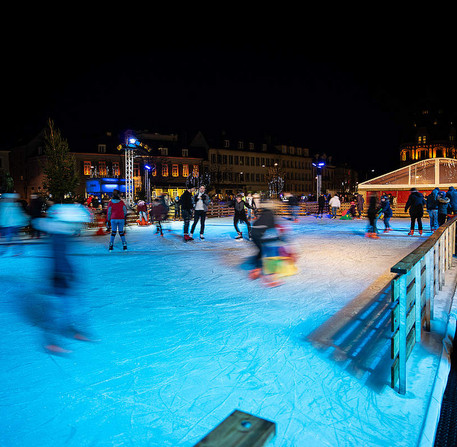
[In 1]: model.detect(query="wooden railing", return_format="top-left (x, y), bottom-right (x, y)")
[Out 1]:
top-left (390, 216), bottom-right (457, 394)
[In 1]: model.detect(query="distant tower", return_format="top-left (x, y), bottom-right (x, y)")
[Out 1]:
top-left (399, 102), bottom-right (457, 166)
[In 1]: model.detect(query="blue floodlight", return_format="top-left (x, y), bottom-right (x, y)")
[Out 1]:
top-left (144, 165), bottom-right (151, 170)
top-left (128, 137), bottom-right (138, 145)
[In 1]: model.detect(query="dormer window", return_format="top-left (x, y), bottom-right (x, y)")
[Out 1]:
top-left (224, 140), bottom-right (230, 148)
top-left (238, 141), bottom-right (244, 150)
top-left (98, 144), bottom-right (106, 153)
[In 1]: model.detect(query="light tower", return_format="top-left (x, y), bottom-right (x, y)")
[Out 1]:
top-left (117, 133), bottom-right (151, 206)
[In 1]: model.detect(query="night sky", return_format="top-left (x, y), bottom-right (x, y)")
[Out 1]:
top-left (2, 12), bottom-right (454, 177)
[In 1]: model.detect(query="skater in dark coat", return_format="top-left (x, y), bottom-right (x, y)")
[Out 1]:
top-left (317, 193), bottom-right (326, 218)
top-left (404, 188), bottom-right (426, 235)
top-left (150, 198), bottom-right (167, 236)
top-left (228, 194), bottom-right (254, 240)
top-left (366, 196), bottom-right (382, 238)
top-left (180, 186), bottom-right (195, 241)
top-left (438, 191), bottom-right (450, 226)
top-left (446, 186), bottom-right (457, 215)
top-left (380, 195), bottom-right (393, 232)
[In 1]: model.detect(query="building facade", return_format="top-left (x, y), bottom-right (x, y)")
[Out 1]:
top-left (399, 104), bottom-right (457, 166)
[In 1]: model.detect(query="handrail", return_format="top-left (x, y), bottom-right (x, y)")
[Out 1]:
top-left (390, 216), bottom-right (457, 394)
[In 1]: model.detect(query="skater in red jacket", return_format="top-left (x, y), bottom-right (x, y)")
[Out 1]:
top-left (107, 190), bottom-right (128, 251)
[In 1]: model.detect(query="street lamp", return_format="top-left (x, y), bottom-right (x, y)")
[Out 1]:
top-left (144, 165), bottom-right (152, 203)
top-left (312, 159), bottom-right (326, 197)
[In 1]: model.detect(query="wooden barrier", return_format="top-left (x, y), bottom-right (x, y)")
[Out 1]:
top-left (390, 216), bottom-right (457, 394)
top-left (194, 410), bottom-right (276, 447)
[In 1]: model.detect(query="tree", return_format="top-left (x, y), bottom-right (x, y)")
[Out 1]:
top-left (42, 119), bottom-right (79, 202)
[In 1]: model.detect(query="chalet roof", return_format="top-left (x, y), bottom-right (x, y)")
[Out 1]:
top-left (358, 158), bottom-right (457, 190)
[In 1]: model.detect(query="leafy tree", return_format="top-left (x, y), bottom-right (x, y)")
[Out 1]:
top-left (42, 119), bottom-right (79, 203)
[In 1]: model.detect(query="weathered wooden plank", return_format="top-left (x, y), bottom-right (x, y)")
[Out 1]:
top-left (391, 326), bottom-right (416, 389)
top-left (194, 410), bottom-right (276, 447)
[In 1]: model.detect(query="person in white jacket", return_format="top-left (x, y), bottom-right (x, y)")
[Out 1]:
top-left (329, 194), bottom-right (341, 219)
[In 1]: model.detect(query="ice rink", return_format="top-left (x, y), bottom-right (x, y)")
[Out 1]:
top-left (1, 215), bottom-right (456, 446)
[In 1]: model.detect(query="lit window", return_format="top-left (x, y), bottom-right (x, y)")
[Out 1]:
top-left (112, 162), bottom-right (120, 176)
top-left (134, 163), bottom-right (140, 177)
top-left (192, 165), bottom-right (199, 177)
top-left (84, 161), bottom-right (91, 176)
top-left (224, 140), bottom-right (230, 148)
top-left (99, 161), bottom-right (107, 176)
top-left (172, 164), bottom-right (179, 177)
top-left (160, 147), bottom-right (168, 156)
top-left (238, 141), bottom-right (244, 149)
top-left (98, 144), bottom-right (106, 153)
top-left (182, 164), bottom-right (189, 177)
top-left (182, 149), bottom-right (188, 157)
top-left (249, 142), bottom-right (254, 150)
top-left (162, 164), bottom-right (169, 176)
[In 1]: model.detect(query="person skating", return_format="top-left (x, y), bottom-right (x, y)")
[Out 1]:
top-left (136, 200), bottom-right (148, 225)
top-left (228, 193), bottom-right (254, 240)
top-left (365, 196), bottom-right (382, 238)
top-left (328, 194), bottom-right (341, 219)
top-left (107, 189), bottom-right (128, 251)
top-left (245, 193), bottom-right (257, 221)
top-left (180, 186), bottom-right (195, 241)
top-left (248, 200), bottom-right (283, 287)
top-left (190, 185), bottom-right (210, 240)
top-left (426, 187), bottom-right (439, 232)
top-left (317, 193), bottom-right (326, 218)
top-left (150, 198), bottom-right (167, 236)
top-left (438, 191), bottom-right (450, 226)
top-left (380, 194), bottom-right (393, 232)
top-left (405, 187), bottom-right (426, 236)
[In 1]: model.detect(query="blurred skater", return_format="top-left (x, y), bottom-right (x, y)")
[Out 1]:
top-left (286, 193), bottom-right (300, 222)
top-left (0, 192), bottom-right (29, 255)
top-left (249, 201), bottom-right (278, 277)
top-left (150, 198), bottom-right (167, 236)
top-left (33, 203), bottom-right (92, 354)
top-left (107, 189), bottom-right (128, 251)
top-left (180, 186), bottom-right (195, 241)
top-left (365, 196), bottom-right (382, 238)
top-left (136, 200), bottom-right (148, 225)
top-left (405, 187), bottom-right (426, 236)
top-left (27, 193), bottom-right (45, 238)
top-left (228, 193), bottom-right (254, 240)
top-left (245, 193), bottom-right (257, 221)
top-left (356, 193), bottom-right (365, 218)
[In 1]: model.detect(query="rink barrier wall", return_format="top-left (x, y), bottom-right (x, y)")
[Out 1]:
top-left (91, 200), bottom-right (424, 227)
top-left (390, 216), bottom-right (457, 395)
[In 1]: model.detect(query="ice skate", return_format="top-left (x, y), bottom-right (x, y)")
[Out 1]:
top-left (262, 274), bottom-right (283, 288)
top-left (248, 268), bottom-right (262, 280)
top-left (123, 243), bottom-right (127, 250)
top-left (109, 243), bottom-right (113, 252)
top-left (44, 343), bottom-right (72, 356)
top-left (200, 234), bottom-right (205, 240)
top-left (408, 230), bottom-right (414, 236)
top-left (235, 232), bottom-right (243, 240)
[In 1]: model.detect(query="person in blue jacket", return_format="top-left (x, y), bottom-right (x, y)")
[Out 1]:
top-left (426, 187), bottom-right (440, 231)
